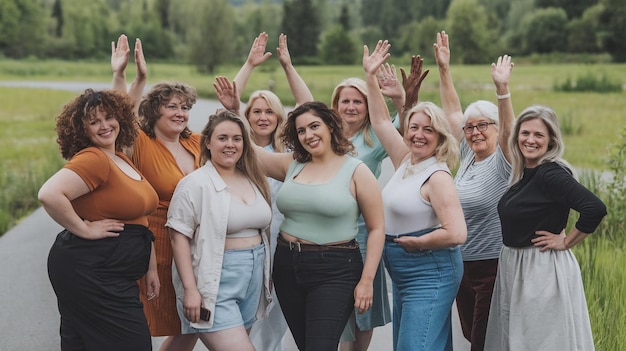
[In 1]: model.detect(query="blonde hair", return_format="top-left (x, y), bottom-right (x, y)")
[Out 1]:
top-left (405, 102), bottom-right (459, 169)
top-left (200, 110), bottom-right (270, 205)
top-left (243, 90), bottom-right (286, 152)
top-left (508, 105), bottom-right (573, 184)
top-left (330, 78), bottom-right (376, 147)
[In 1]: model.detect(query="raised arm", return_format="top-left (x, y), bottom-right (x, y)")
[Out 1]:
top-left (254, 144), bottom-right (293, 182)
top-left (111, 35), bottom-right (145, 116)
top-left (491, 55), bottom-right (515, 162)
top-left (214, 76), bottom-right (293, 178)
top-left (363, 40), bottom-right (410, 169)
top-left (214, 76), bottom-right (241, 114)
top-left (401, 55), bottom-right (429, 113)
top-left (127, 38), bottom-right (147, 116)
top-left (111, 34), bottom-right (130, 93)
top-left (434, 31), bottom-right (464, 142)
top-left (233, 32), bottom-right (273, 101)
top-left (399, 55), bottom-right (429, 136)
top-left (377, 63), bottom-right (405, 116)
top-left (277, 33), bottom-right (314, 106)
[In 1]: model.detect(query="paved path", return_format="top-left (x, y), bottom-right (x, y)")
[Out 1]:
top-left (0, 81), bottom-right (470, 350)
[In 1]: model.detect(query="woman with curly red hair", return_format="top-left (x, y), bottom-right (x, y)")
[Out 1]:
top-left (39, 89), bottom-right (159, 350)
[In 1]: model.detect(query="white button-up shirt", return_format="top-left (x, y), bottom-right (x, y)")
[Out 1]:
top-left (166, 162), bottom-right (272, 328)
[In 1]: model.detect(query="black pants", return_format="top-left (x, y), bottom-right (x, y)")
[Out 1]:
top-left (47, 225), bottom-right (153, 351)
top-left (273, 239), bottom-right (362, 351)
top-left (455, 258), bottom-right (498, 351)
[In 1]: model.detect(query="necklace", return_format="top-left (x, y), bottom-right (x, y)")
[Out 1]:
top-left (402, 157), bottom-right (437, 179)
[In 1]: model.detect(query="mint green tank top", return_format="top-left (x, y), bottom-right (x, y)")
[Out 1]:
top-left (276, 157), bottom-right (362, 244)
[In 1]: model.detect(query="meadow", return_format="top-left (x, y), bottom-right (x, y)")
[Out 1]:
top-left (0, 59), bottom-right (624, 350)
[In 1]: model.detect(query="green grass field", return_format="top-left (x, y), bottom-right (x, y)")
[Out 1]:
top-left (0, 87), bottom-right (71, 234)
top-left (0, 59), bottom-right (624, 349)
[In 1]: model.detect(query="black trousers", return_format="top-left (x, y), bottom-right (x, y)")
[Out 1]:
top-left (455, 258), bottom-right (498, 351)
top-left (47, 225), bottom-right (153, 351)
top-left (273, 240), bottom-right (362, 351)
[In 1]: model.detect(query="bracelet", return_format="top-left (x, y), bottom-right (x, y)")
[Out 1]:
top-left (496, 92), bottom-right (511, 100)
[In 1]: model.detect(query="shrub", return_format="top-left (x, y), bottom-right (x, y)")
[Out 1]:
top-left (319, 26), bottom-right (358, 65)
top-left (554, 72), bottom-right (623, 93)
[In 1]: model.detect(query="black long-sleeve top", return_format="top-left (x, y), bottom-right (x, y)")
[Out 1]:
top-left (498, 162), bottom-right (607, 247)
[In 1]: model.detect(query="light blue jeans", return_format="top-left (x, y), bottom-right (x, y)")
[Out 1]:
top-left (383, 228), bottom-right (463, 351)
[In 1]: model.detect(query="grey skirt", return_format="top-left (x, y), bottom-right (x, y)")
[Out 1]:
top-left (484, 246), bottom-right (594, 351)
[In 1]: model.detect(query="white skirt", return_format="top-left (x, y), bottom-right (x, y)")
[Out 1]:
top-left (484, 246), bottom-right (594, 351)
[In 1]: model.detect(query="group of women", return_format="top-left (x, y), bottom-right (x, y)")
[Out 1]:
top-left (39, 31), bottom-right (606, 351)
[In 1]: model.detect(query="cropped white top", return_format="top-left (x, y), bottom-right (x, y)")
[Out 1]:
top-left (226, 185), bottom-right (271, 238)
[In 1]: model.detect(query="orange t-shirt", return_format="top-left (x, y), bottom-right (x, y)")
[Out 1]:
top-left (132, 131), bottom-right (201, 209)
top-left (64, 147), bottom-right (158, 227)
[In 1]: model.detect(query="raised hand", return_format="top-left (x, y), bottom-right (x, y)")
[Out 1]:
top-left (126, 37), bottom-right (147, 114)
top-left (277, 33), bottom-right (315, 104)
top-left (134, 38), bottom-right (147, 80)
top-left (433, 31), bottom-right (450, 69)
top-left (111, 34), bottom-right (130, 74)
top-left (247, 32), bottom-right (272, 68)
top-left (213, 76), bottom-right (240, 113)
top-left (491, 54), bottom-right (515, 160)
top-left (363, 40), bottom-right (391, 76)
top-left (491, 55), bottom-right (514, 91)
top-left (378, 63), bottom-right (404, 101)
top-left (277, 33), bottom-right (293, 68)
top-left (400, 55), bottom-right (429, 111)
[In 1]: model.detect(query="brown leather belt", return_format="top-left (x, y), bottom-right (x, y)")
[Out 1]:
top-left (277, 235), bottom-right (359, 252)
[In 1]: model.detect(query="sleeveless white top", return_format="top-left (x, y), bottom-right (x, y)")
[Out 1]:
top-left (382, 156), bottom-right (449, 235)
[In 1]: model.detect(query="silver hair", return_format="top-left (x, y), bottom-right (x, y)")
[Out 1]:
top-left (463, 100), bottom-right (498, 124)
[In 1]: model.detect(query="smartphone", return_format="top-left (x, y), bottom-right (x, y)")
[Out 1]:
top-left (200, 307), bottom-right (211, 322)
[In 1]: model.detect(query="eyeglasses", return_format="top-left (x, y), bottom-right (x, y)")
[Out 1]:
top-left (462, 122), bottom-right (496, 134)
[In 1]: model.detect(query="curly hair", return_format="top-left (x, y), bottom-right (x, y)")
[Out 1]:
top-left (281, 101), bottom-right (354, 163)
top-left (199, 110), bottom-right (271, 206)
top-left (55, 89), bottom-right (137, 160)
top-left (137, 82), bottom-right (197, 138)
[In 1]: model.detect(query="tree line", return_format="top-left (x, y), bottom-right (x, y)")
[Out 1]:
top-left (1, 0), bottom-right (625, 73)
